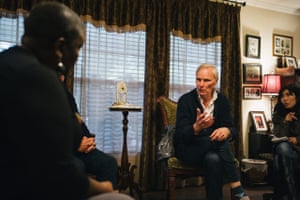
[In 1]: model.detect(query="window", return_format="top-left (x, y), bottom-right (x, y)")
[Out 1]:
top-left (0, 17), bottom-right (145, 154)
top-left (0, 16), bottom-right (23, 51)
top-left (73, 24), bottom-right (146, 154)
top-left (169, 34), bottom-right (222, 101)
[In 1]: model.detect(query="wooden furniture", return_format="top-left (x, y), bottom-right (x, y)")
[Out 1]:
top-left (109, 104), bottom-right (142, 199)
top-left (248, 126), bottom-right (272, 159)
top-left (157, 96), bottom-right (237, 200)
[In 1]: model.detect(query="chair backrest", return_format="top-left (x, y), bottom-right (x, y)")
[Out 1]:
top-left (157, 96), bottom-right (177, 128)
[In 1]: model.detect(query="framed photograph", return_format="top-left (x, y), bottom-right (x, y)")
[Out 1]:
top-left (246, 34), bottom-right (260, 58)
top-left (250, 111), bottom-right (268, 132)
top-left (285, 56), bottom-right (298, 68)
top-left (243, 63), bottom-right (262, 84)
top-left (243, 86), bottom-right (262, 100)
top-left (273, 34), bottom-right (293, 56)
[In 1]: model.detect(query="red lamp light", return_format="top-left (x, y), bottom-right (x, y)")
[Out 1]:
top-left (262, 74), bottom-right (281, 119)
top-left (262, 74), bottom-right (281, 95)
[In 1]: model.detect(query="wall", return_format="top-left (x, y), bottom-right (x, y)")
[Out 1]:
top-left (240, 6), bottom-right (300, 157)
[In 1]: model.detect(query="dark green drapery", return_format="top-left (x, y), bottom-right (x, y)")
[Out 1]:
top-left (0, 0), bottom-right (242, 192)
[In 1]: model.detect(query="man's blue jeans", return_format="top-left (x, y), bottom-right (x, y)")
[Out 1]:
top-left (180, 137), bottom-right (239, 200)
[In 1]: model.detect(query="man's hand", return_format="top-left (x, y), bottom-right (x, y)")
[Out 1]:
top-left (193, 108), bottom-right (214, 134)
top-left (78, 136), bottom-right (96, 153)
top-left (210, 127), bottom-right (230, 141)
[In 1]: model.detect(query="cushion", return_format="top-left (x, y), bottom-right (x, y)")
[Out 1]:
top-left (160, 97), bottom-right (177, 126)
top-left (168, 156), bottom-right (201, 170)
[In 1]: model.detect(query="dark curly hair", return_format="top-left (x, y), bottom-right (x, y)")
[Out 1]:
top-left (274, 84), bottom-right (300, 118)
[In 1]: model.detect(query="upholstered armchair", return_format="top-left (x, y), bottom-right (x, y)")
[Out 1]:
top-left (157, 95), bottom-right (237, 200)
top-left (157, 96), bottom-right (207, 200)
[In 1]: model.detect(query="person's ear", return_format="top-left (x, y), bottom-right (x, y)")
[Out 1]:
top-left (54, 37), bottom-right (65, 61)
top-left (54, 37), bottom-right (66, 76)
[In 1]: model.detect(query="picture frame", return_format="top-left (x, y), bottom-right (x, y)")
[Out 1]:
top-left (246, 34), bottom-right (260, 58)
top-left (250, 111), bottom-right (268, 132)
top-left (243, 63), bottom-right (262, 84)
top-left (285, 56), bottom-right (298, 69)
top-left (243, 86), bottom-right (262, 100)
top-left (273, 34), bottom-right (293, 56)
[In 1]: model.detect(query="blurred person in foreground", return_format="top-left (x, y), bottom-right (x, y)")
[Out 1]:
top-left (271, 84), bottom-right (300, 200)
top-left (0, 2), bottom-right (132, 200)
top-left (174, 64), bottom-right (249, 200)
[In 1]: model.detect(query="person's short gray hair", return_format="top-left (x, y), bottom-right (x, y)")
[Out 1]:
top-left (195, 63), bottom-right (219, 80)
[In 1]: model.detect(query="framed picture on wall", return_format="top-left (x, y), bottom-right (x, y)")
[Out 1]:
top-left (243, 86), bottom-right (262, 100)
top-left (273, 34), bottom-right (293, 56)
top-left (250, 111), bottom-right (268, 132)
top-left (285, 56), bottom-right (298, 68)
top-left (243, 63), bottom-right (262, 84)
top-left (245, 34), bottom-right (260, 58)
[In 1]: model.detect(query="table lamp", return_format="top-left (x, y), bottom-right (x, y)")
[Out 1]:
top-left (262, 74), bottom-right (281, 116)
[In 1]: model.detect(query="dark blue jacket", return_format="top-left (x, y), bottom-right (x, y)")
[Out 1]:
top-left (174, 88), bottom-right (237, 159)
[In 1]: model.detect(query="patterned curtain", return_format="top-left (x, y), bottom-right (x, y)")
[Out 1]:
top-left (0, 0), bottom-right (242, 191)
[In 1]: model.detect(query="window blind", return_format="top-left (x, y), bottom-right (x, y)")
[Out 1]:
top-left (73, 24), bottom-right (146, 154)
top-left (0, 16), bottom-right (23, 51)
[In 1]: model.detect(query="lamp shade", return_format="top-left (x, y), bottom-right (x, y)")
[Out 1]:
top-left (262, 74), bottom-right (281, 95)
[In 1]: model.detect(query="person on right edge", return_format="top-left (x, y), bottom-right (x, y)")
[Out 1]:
top-left (271, 84), bottom-right (300, 200)
top-left (174, 63), bottom-right (250, 200)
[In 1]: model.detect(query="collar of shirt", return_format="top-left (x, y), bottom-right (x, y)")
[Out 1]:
top-left (199, 90), bottom-right (217, 117)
